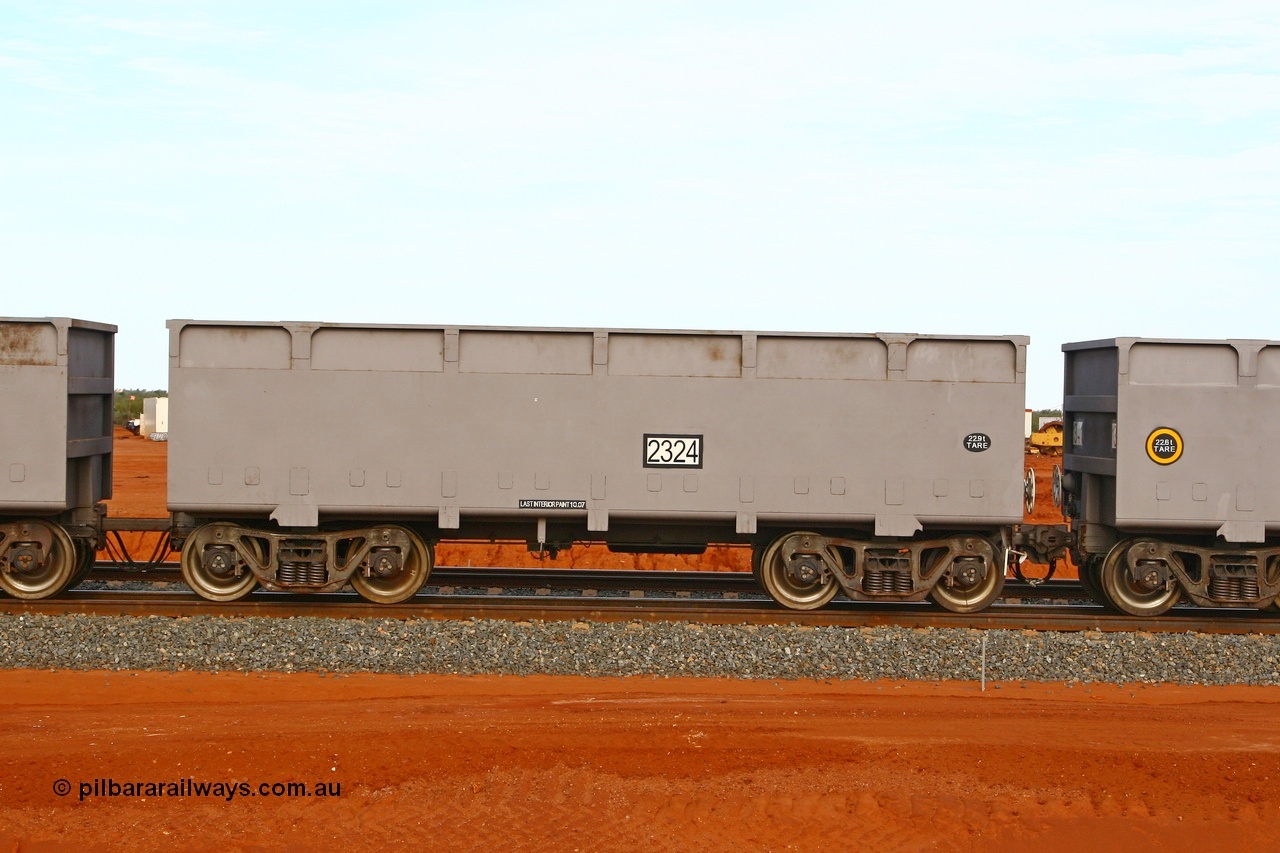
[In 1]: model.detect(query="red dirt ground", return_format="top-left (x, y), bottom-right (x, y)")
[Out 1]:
top-left (1, 431), bottom-right (1265, 850)
top-left (2, 673), bottom-right (1278, 852)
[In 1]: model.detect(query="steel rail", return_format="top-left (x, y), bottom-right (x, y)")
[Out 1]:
top-left (85, 562), bottom-right (1085, 601)
top-left (2, 588), bottom-right (1276, 634)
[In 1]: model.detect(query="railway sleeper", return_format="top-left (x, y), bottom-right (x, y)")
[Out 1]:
top-left (756, 530), bottom-right (1004, 613)
top-left (179, 522), bottom-right (433, 604)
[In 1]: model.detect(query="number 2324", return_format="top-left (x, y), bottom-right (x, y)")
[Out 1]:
top-left (644, 436), bottom-right (702, 467)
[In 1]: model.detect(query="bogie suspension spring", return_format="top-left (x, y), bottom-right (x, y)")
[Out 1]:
top-left (1208, 576), bottom-right (1260, 602)
top-left (277, 562), bottom-right (328, 585)
top-left (863, 570), bottom-right (913, 595)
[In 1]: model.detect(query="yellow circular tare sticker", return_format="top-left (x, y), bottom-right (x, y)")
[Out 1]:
top-left (1146, 427), bottom-right (1183, 465)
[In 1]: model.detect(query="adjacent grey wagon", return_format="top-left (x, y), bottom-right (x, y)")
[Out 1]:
top-left (0, 318), bottom-right (115, 598)
top-left (1060, 337), bottom-right (1280, 615)
top-left (168, 321), bottom-right (1032, 610)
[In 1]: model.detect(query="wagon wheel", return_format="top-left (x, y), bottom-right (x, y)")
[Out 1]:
top-left (1076, 556), bottom-right (1107, 607)
top-left (757, 531), bottom-right (840, 611)
top-left (1098, 539), bottom-right (1181, 617)
top-left (350, 526), bottom-right (432, 604)
top-left (0, 521), bottom-right (77, 600)
top-left (67, 539), bottom-right (96, 589)
top-left (928, 539), bottom-right (1004, 613)
top-left (181, 523), bottom-right (261, 602)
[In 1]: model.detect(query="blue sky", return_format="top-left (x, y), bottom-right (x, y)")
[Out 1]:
top-left (3, 2), bottom-right (1277, 405)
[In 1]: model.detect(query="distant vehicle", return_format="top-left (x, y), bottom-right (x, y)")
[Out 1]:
top-left (1029, 420), bottom-right (1064, 455)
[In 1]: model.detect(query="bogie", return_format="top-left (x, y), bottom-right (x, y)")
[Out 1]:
top-left (755, 531), bottom-right (1005, 613)
top-left (180, 522), bottom-right (432, 604)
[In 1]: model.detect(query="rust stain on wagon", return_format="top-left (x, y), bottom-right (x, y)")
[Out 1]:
top-left (0, 324), bottom-right (56, 366)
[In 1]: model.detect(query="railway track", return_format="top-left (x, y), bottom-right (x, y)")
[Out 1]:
top-left (5, 573), bottom-right (1277, 634)
top-left (86, 563), bottom-right (1079, 599)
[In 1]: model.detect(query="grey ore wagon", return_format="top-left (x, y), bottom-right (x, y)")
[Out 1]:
top-left (1059, 337), bottom-right (1280, 615)
top-left (168, 321), bottom-right (1032, 610)
top-left (0, 318), bottom-right (115, 598)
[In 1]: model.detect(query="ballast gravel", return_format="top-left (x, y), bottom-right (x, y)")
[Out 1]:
top-left (1, 614), bottom-right (1278, 685)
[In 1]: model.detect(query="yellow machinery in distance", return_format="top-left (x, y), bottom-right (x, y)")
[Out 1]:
top-left (1028, 419), bottom-right (1064, 455)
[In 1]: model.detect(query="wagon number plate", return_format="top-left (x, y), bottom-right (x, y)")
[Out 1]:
top-left (644, 434), bottom-right (703, 468)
